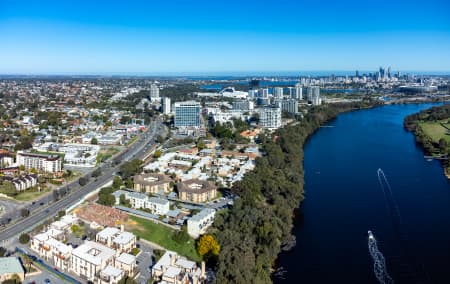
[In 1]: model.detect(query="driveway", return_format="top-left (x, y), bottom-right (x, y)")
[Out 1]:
top-left (136, 241), bottom-right (154, 284)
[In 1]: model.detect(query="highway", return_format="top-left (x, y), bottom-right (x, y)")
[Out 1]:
top-left (0, 117), bottom-right (165, 242)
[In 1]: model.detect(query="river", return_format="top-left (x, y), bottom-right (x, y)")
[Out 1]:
top-left (275, 103), bottom-right (450, 284)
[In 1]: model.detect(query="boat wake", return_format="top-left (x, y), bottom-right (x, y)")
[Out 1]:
top-left (368, 230), bottom-right (394, 284)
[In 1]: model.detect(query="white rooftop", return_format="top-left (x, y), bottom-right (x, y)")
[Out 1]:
top-left (72, 241), bottom-right (116, 266)
top-left (34, 232), bottom-right (49, 242)
top-left (175, 258), bottom-right (196, 270)
top-left (44, 238), bottom-right (72, 255)
top-left (164, 266), bottom-right (182, 278)
top-left (97, 227), bottom-right (120, 240)
top-left (51, 220), bottom-right (69, 230)
top-left (101, 265), bottom-right (123, 277)
top-left (113, 231), bottom-right (135, 245)
top-left (60, 214), bottom-right (79, 224)
top-left (116, 253), bottom-right (136, 265)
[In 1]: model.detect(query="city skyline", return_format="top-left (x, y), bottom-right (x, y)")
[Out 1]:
top-left (1, 0), bottom-right (450, 74)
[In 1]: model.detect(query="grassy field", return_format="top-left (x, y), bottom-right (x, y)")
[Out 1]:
top-left (14, 187), bottom-right (51, 202)
top-left (97, 147), bottom-right (121, 164)
top-left (419, 120), bottom-right (450, 144)
top-left (126, 215), bottom-right (201, 262)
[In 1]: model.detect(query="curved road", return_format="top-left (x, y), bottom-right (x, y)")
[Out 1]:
top-left (0, 118), bottom-right (164, 243)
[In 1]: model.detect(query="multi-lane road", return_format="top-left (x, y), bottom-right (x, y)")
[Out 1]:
top-left (0, 118), bottom-right (165, 243)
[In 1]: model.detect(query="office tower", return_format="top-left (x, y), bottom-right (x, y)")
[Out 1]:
top-left (257, 97), bottom-right (270, 106)
top-left (307, 86), bottom-right (321, 105)
top-left (273, 87), bottom-right (284, 99)
top-left (258, 106), bottom-right (281, 129)
top-left (275, 98), bottom-right (298, 114)
top-left (174, 101), bottom-right (201, 128)
top-left (283, 99), bottom-right (298, 114)
top-left (232, 99), bottom-right (253, 111)
top-left (258, 88), bottom-right (269, 99)
top-left (355, 70), bottom-right (359, 77)
top-left (150, 84), bottom-right (160, 100)
top-left (248, 89), bottom-right (258, 98)
top-left (290, 84), bottom-right (303, 100)
top-left (387, 67), bottom-right (391, 79)
top-left (162, 97), bottom-right (171, 114)
top-left (249, 79), bottom-right (260, 90)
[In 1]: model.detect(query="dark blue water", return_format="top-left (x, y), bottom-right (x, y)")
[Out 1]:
top-left (276, 103), bottom-right (450, 284)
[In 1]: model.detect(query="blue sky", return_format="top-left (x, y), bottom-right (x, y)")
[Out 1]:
top-left (0, 0), bottom-right (449, 74)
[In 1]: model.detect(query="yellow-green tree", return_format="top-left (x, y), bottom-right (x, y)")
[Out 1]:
top-left (197, 234), bottom-right (220, 258)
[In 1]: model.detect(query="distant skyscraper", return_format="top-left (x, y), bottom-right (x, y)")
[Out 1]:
top-left (290, 83), bottom-right (303, 100)
top-left (249, 79), bottom-right (261, 90)
top-left (248, 89), bottom-right (258, 98)
top-left (162, 97), bottom-right (171, 114)
top-left (355, 70), bottom-right (359, 77)
top-left (387, 67), bottom-right (391, 78)
top-left (150, 84), bottom-right (160, 100)
top-left (232, 99), bottom-right (253, 111)
top-left (273, 87), bottom-right (283, 99)
top-left (307, 86), bottom-right (321, 105)
top-left (174, 101), bottom-right (201, 128)
top-left (258, 88), bottom-right (269, 99)
top-left (277, 98), bottom-right (298, 114)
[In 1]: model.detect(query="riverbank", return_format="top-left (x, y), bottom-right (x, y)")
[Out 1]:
top-left (213, 99), bottom-right (380, 283)
top-left (274, 102), bottom-right (450, 283)
top-left (404, 104), bottom-right (450, 179)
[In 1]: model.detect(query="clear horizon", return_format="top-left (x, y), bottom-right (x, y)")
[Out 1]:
top-left (1, 0), bottom-right (449, 74)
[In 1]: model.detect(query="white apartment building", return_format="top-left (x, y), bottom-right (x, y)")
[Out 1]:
top-left (96, 226), bottom-right (136, 254)
top-left (258, 106), bottom-right (281, 130)
top-left (187, 208), bottom-right (216, 239)
top-left (152, 251), bottom-right (205, 284)
top-left (16, 151), bottom-right (62, 173)
top-left (3, 174), bottom-right (38, 191)
top-left (150, 84), bottom-right (160, 101)
top-left (281, 98), bottom-right (298, 114)
top-left (31, 231), bottom-right (72, 270)
top-left (290, 84), bottom-right (303, 100)
top-left (273, 87), bottom-right (284, 99)
top-left (99, 265), bottom-right (124, 284)
top-left (162, 97), bottom-right (171, 114)
top-left (70, 241), bottom-right (116, 282)
top-left (115, 253), bottom-right (137, 276)
top-left (34, 143), bottom-right (100, 167)
top-left (113, 190), bottom-right (170, 215)
top-left (307, 86), bottom-right (321, 105)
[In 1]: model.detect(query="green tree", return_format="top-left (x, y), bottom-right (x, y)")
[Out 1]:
top-left (113, 176), bottom-right (124, 189)
top-left (19, 233), bottom-right (30, 244)
top-left (21, 209), bottom-right (30, 218)
top-left (172, 225), bottom-right (190, 244)
top-left (439, 138), bottom-right (448, 153)
top-left (197, 139), bottom-right (206, 151)
top-left (0, 247), bottom-right (6, 257)
top-left (120, 159), bottom-right (143, 178)
top-left (91, 137), bottom-right (98, 145)
top-left (79, 176), bottom-right (89, 186)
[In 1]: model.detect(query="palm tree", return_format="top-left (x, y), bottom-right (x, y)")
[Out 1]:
top-left (22, 254), bottom-right (32, 273)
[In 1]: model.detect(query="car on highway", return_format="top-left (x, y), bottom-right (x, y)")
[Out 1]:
top-left (44, 279), bottom-right (51, 284)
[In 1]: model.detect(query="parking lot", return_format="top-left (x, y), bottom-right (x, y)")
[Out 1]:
top-left (24, 272), bottom-right (62, 284)
top-left (136, 241), bottom-right (155, 284)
